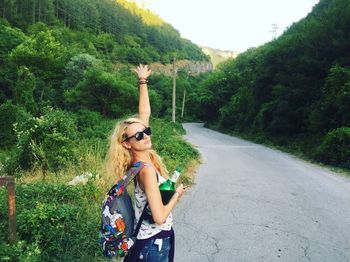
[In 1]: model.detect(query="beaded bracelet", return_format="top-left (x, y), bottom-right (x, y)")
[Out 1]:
top-left (139, 78), bottom-right (148, 85)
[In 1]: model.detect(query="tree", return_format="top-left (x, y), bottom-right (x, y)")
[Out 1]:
top-left (64, 67), bottom-right (138, 117)
top-left (62, 53), bottom-right (101, 91)
top-left (10, 28), bottom-right (68, 104)
top-left (14, 66), bottom-right (36, 113)
top-left (308, 64), bottom-right (350, 134)
top-left (0, 20), bottom-right (26, 101)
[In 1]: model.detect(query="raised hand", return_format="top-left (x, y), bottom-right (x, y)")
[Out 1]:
top-left (134, 64), bottom-right (152, 80)
top-left (135, 64), bottom-right (152, 125)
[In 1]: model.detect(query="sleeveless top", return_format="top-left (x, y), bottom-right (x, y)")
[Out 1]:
top-left (134, 166), bottom-right (173, 239)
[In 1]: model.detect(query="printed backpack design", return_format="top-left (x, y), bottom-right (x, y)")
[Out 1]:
top-left (99, 162), bottom-right (146, 258)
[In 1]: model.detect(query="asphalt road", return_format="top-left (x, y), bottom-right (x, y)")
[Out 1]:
top-left (173, 123), bottom-right (350, 262)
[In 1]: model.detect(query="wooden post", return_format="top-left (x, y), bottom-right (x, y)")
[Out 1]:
top-left (0, 176), bottom-right (16, 243)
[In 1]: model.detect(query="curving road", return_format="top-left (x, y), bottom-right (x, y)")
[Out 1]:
top-left (174, 123), bottom-right (350, 262)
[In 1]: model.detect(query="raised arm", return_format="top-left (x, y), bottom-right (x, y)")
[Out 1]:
top-left (134, 64), bottom-right (152, 126)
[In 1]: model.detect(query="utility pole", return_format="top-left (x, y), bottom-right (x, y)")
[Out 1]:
top-left (181, 70), bottom-right (190, 119)
top-left (270, 23), bottom-right (279, 40)
top-left (172, 57), bottom-right (177, 123)
top-left (181, 88), bottom-right (186, 119)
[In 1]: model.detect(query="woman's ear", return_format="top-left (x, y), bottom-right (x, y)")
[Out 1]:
top-left (122, 141), bottom-right (132, 149)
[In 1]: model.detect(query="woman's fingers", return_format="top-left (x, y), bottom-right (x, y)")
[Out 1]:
top-left (135, 64), bottom-right (152, 79)
top-left (176, 184), bottom-right (187, 198)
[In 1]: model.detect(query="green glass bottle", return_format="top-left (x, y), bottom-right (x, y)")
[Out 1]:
top-left (159, 167), bottom-right (181, 204)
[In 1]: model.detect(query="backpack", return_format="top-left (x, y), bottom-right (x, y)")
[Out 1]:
top-left (99, 161), bottom-right (148, 258)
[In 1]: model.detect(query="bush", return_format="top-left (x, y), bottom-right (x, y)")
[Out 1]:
top-left (315, 127), bottom-right (350, 168)
top-left (74, 109), bottom-right (114, 139)
top-left (0, 181), bottom-right (105, 262)
top-left (0, 101), bottom-right (30, 148)
top-left (6, 107), bottom-right (79, 174)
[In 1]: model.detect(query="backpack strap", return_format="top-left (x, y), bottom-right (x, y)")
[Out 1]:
top-left (107, 161), bottom-right (148, 196)
top-left (124, 161), bottom-right (150, 238)
top-left (122, 161), bottom-right (149, 188)
top-left (133, 203), bottom-right (148, 237)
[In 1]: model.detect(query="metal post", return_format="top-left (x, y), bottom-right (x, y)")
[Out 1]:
top-left (0, 176), bottom-right (16, 243)
top-left (172, 58), bottom-right (177, 123)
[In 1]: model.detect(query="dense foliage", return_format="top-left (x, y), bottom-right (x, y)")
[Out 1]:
top-left (0, 182), bottom-right (102, 261)
top-left (0, 0), bottom-right (202, 260)
top-left (0, 0), bottom-right (208, 64)
top-left (0, 118), bottom-right (198, 261)
top-left (186, 0), bottom-right (350, 169)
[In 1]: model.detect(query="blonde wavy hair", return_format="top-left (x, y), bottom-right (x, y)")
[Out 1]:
top-left (106, 117), bottom-right (168, 182)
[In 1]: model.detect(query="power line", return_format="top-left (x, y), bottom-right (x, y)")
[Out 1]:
top-left (270, 23), bottom-right (279, 40)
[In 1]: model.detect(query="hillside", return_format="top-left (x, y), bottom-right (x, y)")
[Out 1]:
top-left (0, 0), bottom-right (208, 64)
top-left (185, 0), bottom-right (350, 169)
top-left (0, 0), bottom-right (211, 121)
top-left (201, 46), bottom-right (239, 68)
top-left (150, 60), bottom-right (213, 76)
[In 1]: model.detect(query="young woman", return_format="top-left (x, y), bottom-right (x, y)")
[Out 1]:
top-left (106, 64), bottom-right (186, 262)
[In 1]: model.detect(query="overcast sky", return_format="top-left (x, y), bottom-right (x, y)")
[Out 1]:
top-left (136, 0), bottom-right (320, 52)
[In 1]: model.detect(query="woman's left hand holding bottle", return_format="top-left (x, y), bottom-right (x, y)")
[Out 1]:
top-left (174, 184), bottom-right (186, 201)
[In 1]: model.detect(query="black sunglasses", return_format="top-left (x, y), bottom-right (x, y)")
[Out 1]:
top-left (123, 127), bottom-right (152, 142)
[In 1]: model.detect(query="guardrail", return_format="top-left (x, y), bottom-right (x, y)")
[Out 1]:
top-left (0, 176), bottom-right (16, 243)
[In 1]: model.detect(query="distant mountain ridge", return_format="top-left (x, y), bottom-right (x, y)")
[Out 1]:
top-left (201, 46), bottom-right (239, 67)
top-left (150, 59), bottom-right (213, 76)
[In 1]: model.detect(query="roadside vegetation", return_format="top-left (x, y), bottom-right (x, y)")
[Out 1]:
top-left (0, 0), bottom-right (201, 260)
top-left (0, 117), bottom-right (198, 261)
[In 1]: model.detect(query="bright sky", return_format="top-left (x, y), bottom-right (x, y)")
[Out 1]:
top-left (137, 0), bottom-right (320, 52)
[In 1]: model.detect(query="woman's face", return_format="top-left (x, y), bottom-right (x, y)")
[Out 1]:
top-left (123, 122), bottom-right (152, 151)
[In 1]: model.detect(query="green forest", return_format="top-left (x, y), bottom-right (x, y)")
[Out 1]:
top-left (189, 0), bottom-right (350, 169)
top-left (0, 0), bottom-right (349, 260)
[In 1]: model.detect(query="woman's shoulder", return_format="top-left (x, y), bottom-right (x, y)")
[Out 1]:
top-left (139, 163), bottom-right (155, 176)
top-left (137, 162), bottom-right (159, 182)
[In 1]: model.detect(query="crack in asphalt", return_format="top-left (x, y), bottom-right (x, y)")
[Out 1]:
top-left (180, 220), bottom-right (219, 259)
top-left (303, 245), bottom-right (311, 262)
top-left (229, 222), bottom-right (350, 261)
